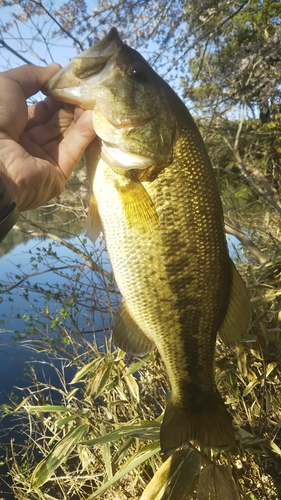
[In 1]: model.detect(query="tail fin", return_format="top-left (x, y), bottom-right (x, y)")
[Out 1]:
top-left (160, 391), bottom-right (234, 454)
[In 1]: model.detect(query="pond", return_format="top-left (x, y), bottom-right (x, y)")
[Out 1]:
top-left (0, 236), bottom-right (113, 400)
top-left (0, 205), bottom-right (119, 497)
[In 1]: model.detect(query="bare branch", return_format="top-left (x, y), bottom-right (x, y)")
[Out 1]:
top-left (0, 38), bottom-right (32, 65)
top-left (224, 136), bottom-right (281, 216)
top-left (225, 222), bottom-right (268, 264)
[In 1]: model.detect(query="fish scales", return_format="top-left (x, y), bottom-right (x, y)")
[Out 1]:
top-left (43, 27), bottom-right (251, 453)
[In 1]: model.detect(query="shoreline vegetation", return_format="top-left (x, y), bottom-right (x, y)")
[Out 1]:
top-left (0, 177), bottom-right (281, 498)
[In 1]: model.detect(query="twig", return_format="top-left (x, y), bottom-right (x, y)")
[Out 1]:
top-left (11, 223), bottom-right (113, 282)
top-left (224, 136), bottom-right (281, 216)
top-left (0, 39), bottom-right (32, 64)
top-left (225, 223), bottom-right (268, 264)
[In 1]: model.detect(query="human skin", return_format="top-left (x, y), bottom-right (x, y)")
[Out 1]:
top-left (0, 63), bottom-right (96, 211)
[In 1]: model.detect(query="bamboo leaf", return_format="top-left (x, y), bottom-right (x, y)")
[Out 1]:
top-left (70, 357), bottom-right (103, 384)
top-left (88, 441), bottom-right (161, 499)
top-left (140, 448), bottom-right (201, 500)
top-left (243, 378), bottom-right (260, 397)
top-left (26, 405), bottom-right (72, 413)
top-left (100, 423), bottom-right (113, 480)
top-left (197, 465), bottom-right (240, 500)
top-left (127, 355), bottom-right (151, 374)
top-left (94, 359), bottom-right (114, 397)
top-left (123, 370), bottom-right (140, 402)
top-left (30, 423), bottom-right (89, 489)
top-left (82, 421), bottom-right (161, 446)
top-left (265, 362), bottom-right (277, 378)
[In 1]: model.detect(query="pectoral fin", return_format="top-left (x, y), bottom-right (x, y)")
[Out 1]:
top-left (117, 179), bottom-right (158, 233)
top-left (113, 300), bottom-right (155, 355)
top-left (219, 260), bottom-right (251, 346)
top-left (85, 138), bottom-right (103, 244)
top-left (86, 195), bottom-right (103, 243)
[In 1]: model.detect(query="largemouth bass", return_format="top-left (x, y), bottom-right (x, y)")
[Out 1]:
top-left (44, 28), bottom-right (251, 453)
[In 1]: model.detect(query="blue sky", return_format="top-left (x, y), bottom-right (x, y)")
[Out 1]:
top-left (0, 2), bottom-right (161, 75)
top-left (0, 2), bottom-right (93, 70)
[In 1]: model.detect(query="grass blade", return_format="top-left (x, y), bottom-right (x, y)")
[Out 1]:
top-left (88, 441), bottom-right (161, 499)
top-left (30, 423), bottom-right (89, 489)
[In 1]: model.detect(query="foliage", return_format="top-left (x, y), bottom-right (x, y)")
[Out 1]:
top-left (184, 0), bottom-right (281, 115)
top-left (0, 231), bottom-right (281, 499)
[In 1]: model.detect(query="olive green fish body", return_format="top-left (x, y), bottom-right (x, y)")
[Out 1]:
top-left (43, 28), bottom-right (251, 453)
top-left (92, 118), bottom-right (234, 450)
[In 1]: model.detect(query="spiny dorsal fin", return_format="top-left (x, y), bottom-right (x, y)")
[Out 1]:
top-left (219, 260), bottom-right (251, 347)
top-left (113, 300), bottom-right (155, 355)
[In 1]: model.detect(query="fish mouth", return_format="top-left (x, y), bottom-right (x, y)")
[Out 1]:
top-left (43, 28), bottom-right (154, 128)
top-left (94, 106), bottom-right (155, 130)
top-left (42, 27), bottom-right (123, 108)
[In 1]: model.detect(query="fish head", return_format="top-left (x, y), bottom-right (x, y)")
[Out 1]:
top-left (43, 28), bottom-right (176, 171)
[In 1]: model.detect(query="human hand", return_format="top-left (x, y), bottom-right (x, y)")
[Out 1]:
top-left (0, 64), bottom-right (96, 211)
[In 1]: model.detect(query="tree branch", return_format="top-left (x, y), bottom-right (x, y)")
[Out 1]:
top-left (0, 39), bottom-right (32, 65)
top-left (225, 222), bottom-right (268, 264)
top-left (12, 223), bottom-right (114, 282)
top-left (224, 136), bottom-right (281, 216)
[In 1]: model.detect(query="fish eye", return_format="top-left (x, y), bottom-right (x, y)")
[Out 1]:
top-left (128, 63), bottom-right (149, 82)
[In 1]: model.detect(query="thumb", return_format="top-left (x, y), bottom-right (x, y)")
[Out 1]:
top-left (4, 63), bottom-right (61, 99)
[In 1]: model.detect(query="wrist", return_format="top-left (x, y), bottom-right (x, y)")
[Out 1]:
top-left (0, 175), bottom-right (19, 243)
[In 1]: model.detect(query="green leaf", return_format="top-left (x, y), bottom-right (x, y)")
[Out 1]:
top-left (88, 441), bottom-right (161, 499)
top-left (126, 354), bottom-right (151, 374)
top-left (82, 421), bottom-right (161, 446)
top-left (30, 423), bottom-right (89, 489)
top-left (140, 448), bottom-right (201, 500)
top-left (26, 405), bottom-right (72, 413)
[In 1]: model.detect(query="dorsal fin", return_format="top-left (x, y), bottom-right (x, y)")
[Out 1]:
top-left (219, 260), bottom-right (251, 346)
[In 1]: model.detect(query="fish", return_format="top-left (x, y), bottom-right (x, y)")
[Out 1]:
top-left (43, 28), bottom-right (251, 454)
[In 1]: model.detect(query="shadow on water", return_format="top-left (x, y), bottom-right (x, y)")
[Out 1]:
top-left (0, 202), bottom-right (118, 497)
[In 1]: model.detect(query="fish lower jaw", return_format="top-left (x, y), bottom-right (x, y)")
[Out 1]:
top-left (101, 141), bottom-right (154, 170)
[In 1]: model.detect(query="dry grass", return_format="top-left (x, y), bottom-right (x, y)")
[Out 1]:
top-left (1, 234), bottom-right (281, 499)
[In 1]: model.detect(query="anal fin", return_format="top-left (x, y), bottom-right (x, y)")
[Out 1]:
top-left (113, 300), bottom-right (155, 355)
top-left (219, 259), bottom-right (251, 346)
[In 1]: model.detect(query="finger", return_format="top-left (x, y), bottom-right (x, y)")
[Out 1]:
top-left (4, 63), bottom-right (61, 100)
top-left (43, 109), bottom-right (96, 181)
top-left (25, 107), bottom-right (75, 146)
top-left (25, 97), bottom-right (63, 131)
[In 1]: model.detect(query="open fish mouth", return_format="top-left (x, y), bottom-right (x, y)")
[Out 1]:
top-left (43, 27), bottom-right (154, 128)
top-left (43, 28), bottom-right (123, 108)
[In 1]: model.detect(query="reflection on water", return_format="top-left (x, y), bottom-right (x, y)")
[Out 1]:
top-left (0, 200), bottom-right (88, 258)
top-left (0, 234), bottom-right (116, 399)
top-left (0, 206), bottom-right (118, 479)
